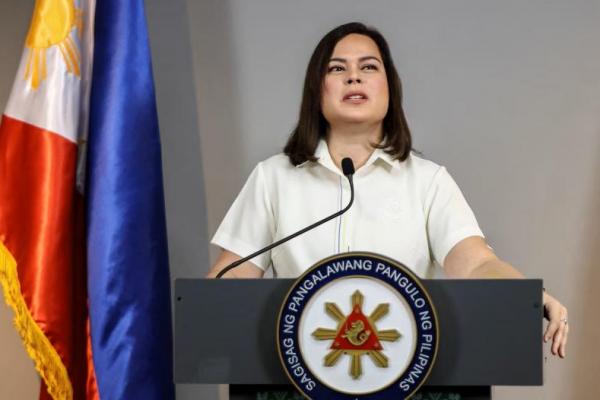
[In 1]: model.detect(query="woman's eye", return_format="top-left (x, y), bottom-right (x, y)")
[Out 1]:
top-left (362, 64), bottom-right (378, 71)
top-left (328, 65), bottom-right (344, 72)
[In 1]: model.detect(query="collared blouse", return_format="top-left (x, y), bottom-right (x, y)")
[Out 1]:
top-left (211, 140), bottom-right (483, 278)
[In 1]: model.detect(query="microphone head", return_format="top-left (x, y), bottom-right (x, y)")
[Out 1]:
top-left (341, 157), bottom-right (355, 176)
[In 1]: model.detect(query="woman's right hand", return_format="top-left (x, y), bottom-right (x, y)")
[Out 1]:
top-left (206, 249), bottom-right (265, 278)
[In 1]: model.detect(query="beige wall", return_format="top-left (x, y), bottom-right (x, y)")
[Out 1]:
top-left (0, 305), bottom-right (38, 399)
top-left (1, 1), bottom-right (599, 399)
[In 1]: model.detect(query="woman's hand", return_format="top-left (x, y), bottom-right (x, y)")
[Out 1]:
top-left (445, 237), bottom-right (569, 358)
top-left (206, 249), bottom-right (265, 278)
top-left (543, 291), bottom-right (569, 358)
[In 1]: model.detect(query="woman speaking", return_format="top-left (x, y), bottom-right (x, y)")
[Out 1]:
top-left (206, 22), bottom-right (568, 358)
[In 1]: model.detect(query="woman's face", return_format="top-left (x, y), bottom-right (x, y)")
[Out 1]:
top-left (321, 34), bottom-right (389, 129)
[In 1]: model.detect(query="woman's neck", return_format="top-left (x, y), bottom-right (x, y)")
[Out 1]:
top-left (326, 123), bottom-right (383, 171)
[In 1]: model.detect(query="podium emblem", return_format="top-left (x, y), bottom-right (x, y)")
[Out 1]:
top-left (312, 290), bottom-right (401, 379)
top-left (277, 252), bottom-right (439, 399)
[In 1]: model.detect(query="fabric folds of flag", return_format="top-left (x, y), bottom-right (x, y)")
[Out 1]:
top-left (86, 0), bottom-right (175, 399)
top-left (0, 0), bottom-right (97, 399)
top-left (1, 0), bottom-right (174, 399)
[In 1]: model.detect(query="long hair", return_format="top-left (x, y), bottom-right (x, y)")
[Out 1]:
top-left (284, 22), bottom-right (412, 165)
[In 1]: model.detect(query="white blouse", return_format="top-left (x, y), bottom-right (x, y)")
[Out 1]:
top-left (211, 139), bottom-right (484, 278)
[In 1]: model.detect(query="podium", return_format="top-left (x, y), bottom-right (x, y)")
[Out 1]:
top-left (174, 279), bottom-right (543, 399)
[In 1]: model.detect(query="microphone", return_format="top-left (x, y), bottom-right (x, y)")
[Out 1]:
top-left (216, 157), bottom-right (355, 278)
top-left (341, 157), bottom-right (355, 176)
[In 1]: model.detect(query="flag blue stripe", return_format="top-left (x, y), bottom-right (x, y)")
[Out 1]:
top-left (86, 0), bottom-right (174, 398)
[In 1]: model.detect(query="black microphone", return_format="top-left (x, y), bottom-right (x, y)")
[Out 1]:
top-left (216, 157), bottom-right (356, 278)
top-left (341, 157), bottom-right (355, 176)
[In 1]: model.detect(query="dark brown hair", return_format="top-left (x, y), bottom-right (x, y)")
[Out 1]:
top-left (284, 22), bottom-right (413, 166)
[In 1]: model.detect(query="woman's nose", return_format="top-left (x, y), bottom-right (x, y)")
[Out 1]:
top-left (346, 67), bottom-right (362, 84)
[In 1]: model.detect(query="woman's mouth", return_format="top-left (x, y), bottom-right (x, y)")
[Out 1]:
top-left (343, 92), bottom-right (368, 103)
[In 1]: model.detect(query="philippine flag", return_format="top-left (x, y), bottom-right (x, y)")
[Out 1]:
top-left (0, 1), bottom-right (174, 399)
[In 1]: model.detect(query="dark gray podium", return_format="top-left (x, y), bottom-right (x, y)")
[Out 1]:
top-left (174, 279), bottom-right (543, 399)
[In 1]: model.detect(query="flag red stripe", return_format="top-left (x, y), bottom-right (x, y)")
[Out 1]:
top-left (0, 114), bottom-right (97, 399)
top-left (86, 316), bottom-right (100, 400)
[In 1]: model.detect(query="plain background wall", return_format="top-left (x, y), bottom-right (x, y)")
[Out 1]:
top-left (1, 1), bottom-right (599, 399)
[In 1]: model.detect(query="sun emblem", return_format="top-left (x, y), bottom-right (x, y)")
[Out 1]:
top-left (312, 290), bottom-right (401, 379)
top-left (24, 0), bottom-right (83, 88)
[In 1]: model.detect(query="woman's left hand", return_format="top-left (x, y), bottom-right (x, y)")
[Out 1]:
top-left (443, 237), bottom-right (570, 359)
top-left (543, 291), bottom-right (568, 358)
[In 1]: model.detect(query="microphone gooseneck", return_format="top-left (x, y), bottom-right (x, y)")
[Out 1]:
top-left (216, 157), bottom-right (355, 278)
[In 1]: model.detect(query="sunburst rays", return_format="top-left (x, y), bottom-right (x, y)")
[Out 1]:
top-left (24, 0), bottom-right (83, 89)
top-left (312, 290), bottom-right (402, 379)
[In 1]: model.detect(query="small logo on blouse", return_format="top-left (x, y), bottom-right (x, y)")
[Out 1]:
top-left (380, 197), bottom-right (406, 222)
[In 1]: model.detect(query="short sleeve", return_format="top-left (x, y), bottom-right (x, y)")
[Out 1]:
top-left (424, 167), bottom-right (484, 267)
top-left (210, 162), bottom-right (275, 270)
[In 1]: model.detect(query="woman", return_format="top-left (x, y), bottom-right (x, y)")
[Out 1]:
top-left (206, 22), bottom-right (568, 358)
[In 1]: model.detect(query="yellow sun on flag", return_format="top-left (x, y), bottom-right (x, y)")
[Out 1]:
top-left (24, 0), bottom-right (83, 89)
